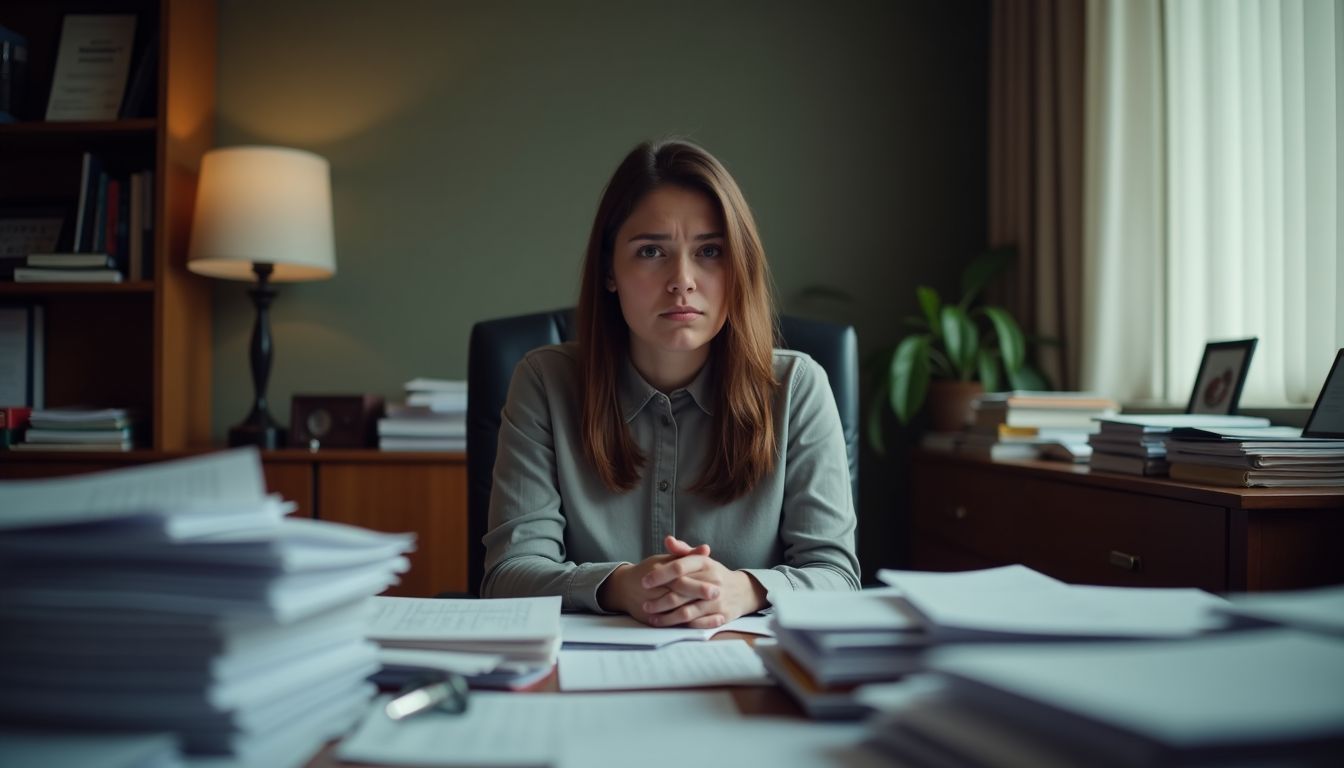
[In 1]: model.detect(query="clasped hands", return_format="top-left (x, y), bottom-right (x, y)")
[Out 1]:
top-left (598, 535), bottom-right (767, 628)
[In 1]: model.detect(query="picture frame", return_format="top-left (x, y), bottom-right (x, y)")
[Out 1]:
top-left (1186, 338), bottom-right (1258, 415)
top-left (0, 206), bottom-right (70, 259)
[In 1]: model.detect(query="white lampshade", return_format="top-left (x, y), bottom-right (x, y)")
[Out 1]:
top-left (188, 146), bottom-right (336, 282)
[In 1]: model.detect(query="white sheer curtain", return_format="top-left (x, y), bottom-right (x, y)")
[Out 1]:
top-left (1083, 0), bottom-right (1341, 406)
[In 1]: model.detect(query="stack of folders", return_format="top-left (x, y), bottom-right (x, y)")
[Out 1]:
top-left (0, 449), bottom-right (415, 768)
top-left (961, 391), bottom-right (1118, 462)
top-left (1088, 414), bottom-right (1270, 476)
top-left (378, 378), bottom-right (466, 451)
top-left (366, 595), bottom-right (562, 689)
top-left (1164, 425), bottom-right (1344, 487)
top-left (10, 407), bottom-right (139, 451)
top-left (859, 629), bottom-right (1344, 766)
top-left (759, 589), bottom-right (929, 719)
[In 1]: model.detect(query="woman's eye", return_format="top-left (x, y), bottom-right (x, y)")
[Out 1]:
top-left (637, 245), bottom-right (662, 258)
top-left (700, 245), bottom-right (722, 259)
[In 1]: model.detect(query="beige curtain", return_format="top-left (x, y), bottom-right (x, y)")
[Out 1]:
top-left (987, 0), bottom-right (1086, 390)
top-left (1081, 0), bottom-right (1341, 406)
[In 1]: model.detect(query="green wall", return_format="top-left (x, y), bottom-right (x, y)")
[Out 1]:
top-left (216, 0), bottom-right (989, 573)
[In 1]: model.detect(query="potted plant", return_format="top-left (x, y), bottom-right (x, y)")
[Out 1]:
top-left (869, 247), bottom-right (1046, 449)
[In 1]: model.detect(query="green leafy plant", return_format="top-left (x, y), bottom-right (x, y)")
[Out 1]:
top-left (869, 247), bottom-right (1047, 451)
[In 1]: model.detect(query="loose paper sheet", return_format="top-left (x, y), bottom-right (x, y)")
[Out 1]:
top-left (558, 640), bottom-right (769, 691)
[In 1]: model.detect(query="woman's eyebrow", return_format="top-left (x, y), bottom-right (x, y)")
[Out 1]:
top-left (626, 231), bottom-right (725, 242)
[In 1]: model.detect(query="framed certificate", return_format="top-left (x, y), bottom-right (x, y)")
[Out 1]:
top-left (45, 14), bottom-right (136, 121)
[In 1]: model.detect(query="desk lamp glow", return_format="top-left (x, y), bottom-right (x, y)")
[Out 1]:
top-left (187, 146), bottom-right (336, 448)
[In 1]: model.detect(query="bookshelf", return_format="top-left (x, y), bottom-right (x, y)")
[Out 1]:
top-left (0, 0), bottom-right (216, 451)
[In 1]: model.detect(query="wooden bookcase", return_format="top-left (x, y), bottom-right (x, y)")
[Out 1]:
top-left (0, 0), bottom-right (215, 450)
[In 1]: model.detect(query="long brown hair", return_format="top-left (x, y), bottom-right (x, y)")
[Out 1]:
top-left (576, 140), bottom-right (779, 503)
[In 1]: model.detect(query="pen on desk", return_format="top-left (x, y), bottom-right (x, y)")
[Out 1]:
top-left (384, 672), bottom-right (470, 721)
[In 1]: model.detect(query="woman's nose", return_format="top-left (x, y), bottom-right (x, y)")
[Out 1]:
top-left (667, 254), bottom-right (696, 293)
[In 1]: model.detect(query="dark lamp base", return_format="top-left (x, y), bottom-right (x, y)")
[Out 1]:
top-left (228, 422), bottom-right (287, 450)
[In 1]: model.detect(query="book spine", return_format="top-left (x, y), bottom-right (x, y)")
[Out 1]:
top-left (128, 172), bottom-right (143, 280)
top-left (92, 172), bottom-right (109, 253)
top-left (105, 177), bottom-right (121, 264)
top-left (0, 406), bottom-right (33, 430)
top-left (73, 153), bottom-right (93, 250)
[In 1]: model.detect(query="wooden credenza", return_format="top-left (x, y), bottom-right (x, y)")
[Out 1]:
top-left (0, 449), bottom-right (467, 598)
top-left (911, 451), bottom-right (1344, 592)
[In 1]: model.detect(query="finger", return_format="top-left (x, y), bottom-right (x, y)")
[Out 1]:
top-left (662, 575), bottom-right (720, 601)
top-left (642, 556), bottom-right (705, 588)
top-left (642, 589), bottom-right (697, 615)
top-left (649, 599), bottom-right (714, 627)
top-left (663, 535), bottom-right (712, 558)
top-left (684, 614), bottom-right (727, 630)
top-left (663, 535), bottom-right (694, 556)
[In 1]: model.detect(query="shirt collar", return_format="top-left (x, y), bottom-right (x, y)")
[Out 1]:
top-left (618, 354), bottom-right (716, 422)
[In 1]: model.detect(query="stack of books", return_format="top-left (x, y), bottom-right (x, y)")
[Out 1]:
top-left (11, 407), bottom-right (136, 451)
top-left (9, 153), bottom-right (155, 283)
top-left (759, 589), bottom-right (929, 719)
top-left (0, 406), bottom-right (30, 449)
top-left (1164, 426), bottom-right (1344, 487)
top-left (378, 378), bottom-right (466, 451)
top-left (0, 450), bottom-right (415, 766)
top-left (960, 391), bottom-right (1118, 461)
top-left (1088, 414), bottom-right (1271, 477)
top-left (762, 565), bottom-right (1229, 721)
top-left (13, 252), bottom-right (122, 284)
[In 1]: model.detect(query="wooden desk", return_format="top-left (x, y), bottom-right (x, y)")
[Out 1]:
top-left (0, 449), bottom-right (468, 597)
top-left (910, 450), bottom-right (1344, 591)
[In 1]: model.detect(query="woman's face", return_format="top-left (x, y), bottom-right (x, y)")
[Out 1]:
top-left (608, 184), bottom-right (729, 371)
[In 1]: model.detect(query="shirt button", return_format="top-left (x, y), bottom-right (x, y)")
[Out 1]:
top-left (658, 480), bottom-right (669, 492)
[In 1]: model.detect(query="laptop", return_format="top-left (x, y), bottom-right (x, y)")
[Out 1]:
top-left (1303, 349), bottom-right (1344, 438)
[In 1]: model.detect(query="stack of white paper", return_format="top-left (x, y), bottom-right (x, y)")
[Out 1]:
top-left (367, 595), bottom-right (564, 688)
top-left (863, 630), bottom-right (1344, 766)
top-left (0, 449), bottom-right (414, 768)
top-left (878, 565), bottom-right (1229, 640)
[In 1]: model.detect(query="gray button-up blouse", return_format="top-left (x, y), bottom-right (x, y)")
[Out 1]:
top-left (481, 341), bottom-right (861, 612)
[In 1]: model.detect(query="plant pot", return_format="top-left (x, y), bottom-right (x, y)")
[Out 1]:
top-left (926, 380), bottom-right (984, 432)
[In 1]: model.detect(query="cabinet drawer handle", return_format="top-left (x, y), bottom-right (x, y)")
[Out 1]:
top-left (953, 505), bottom-right (968, 520)
top-left (1109, 550), bottom-right (1141, 572)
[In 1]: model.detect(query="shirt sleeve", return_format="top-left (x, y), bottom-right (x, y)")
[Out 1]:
top-left (479, 354), bottom-right (627, 612)
top-left (741, 355), bottom-right (862, 597)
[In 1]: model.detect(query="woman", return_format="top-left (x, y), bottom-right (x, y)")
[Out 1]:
top-left (482, 139), bottom-right (860, 628)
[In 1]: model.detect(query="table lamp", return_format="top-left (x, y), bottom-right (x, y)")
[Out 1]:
top-left (188, 146), bottom-right (336, 448)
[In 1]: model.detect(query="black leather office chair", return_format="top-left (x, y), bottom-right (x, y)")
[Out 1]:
top-left (466, 309), bottom-right (859, 595)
